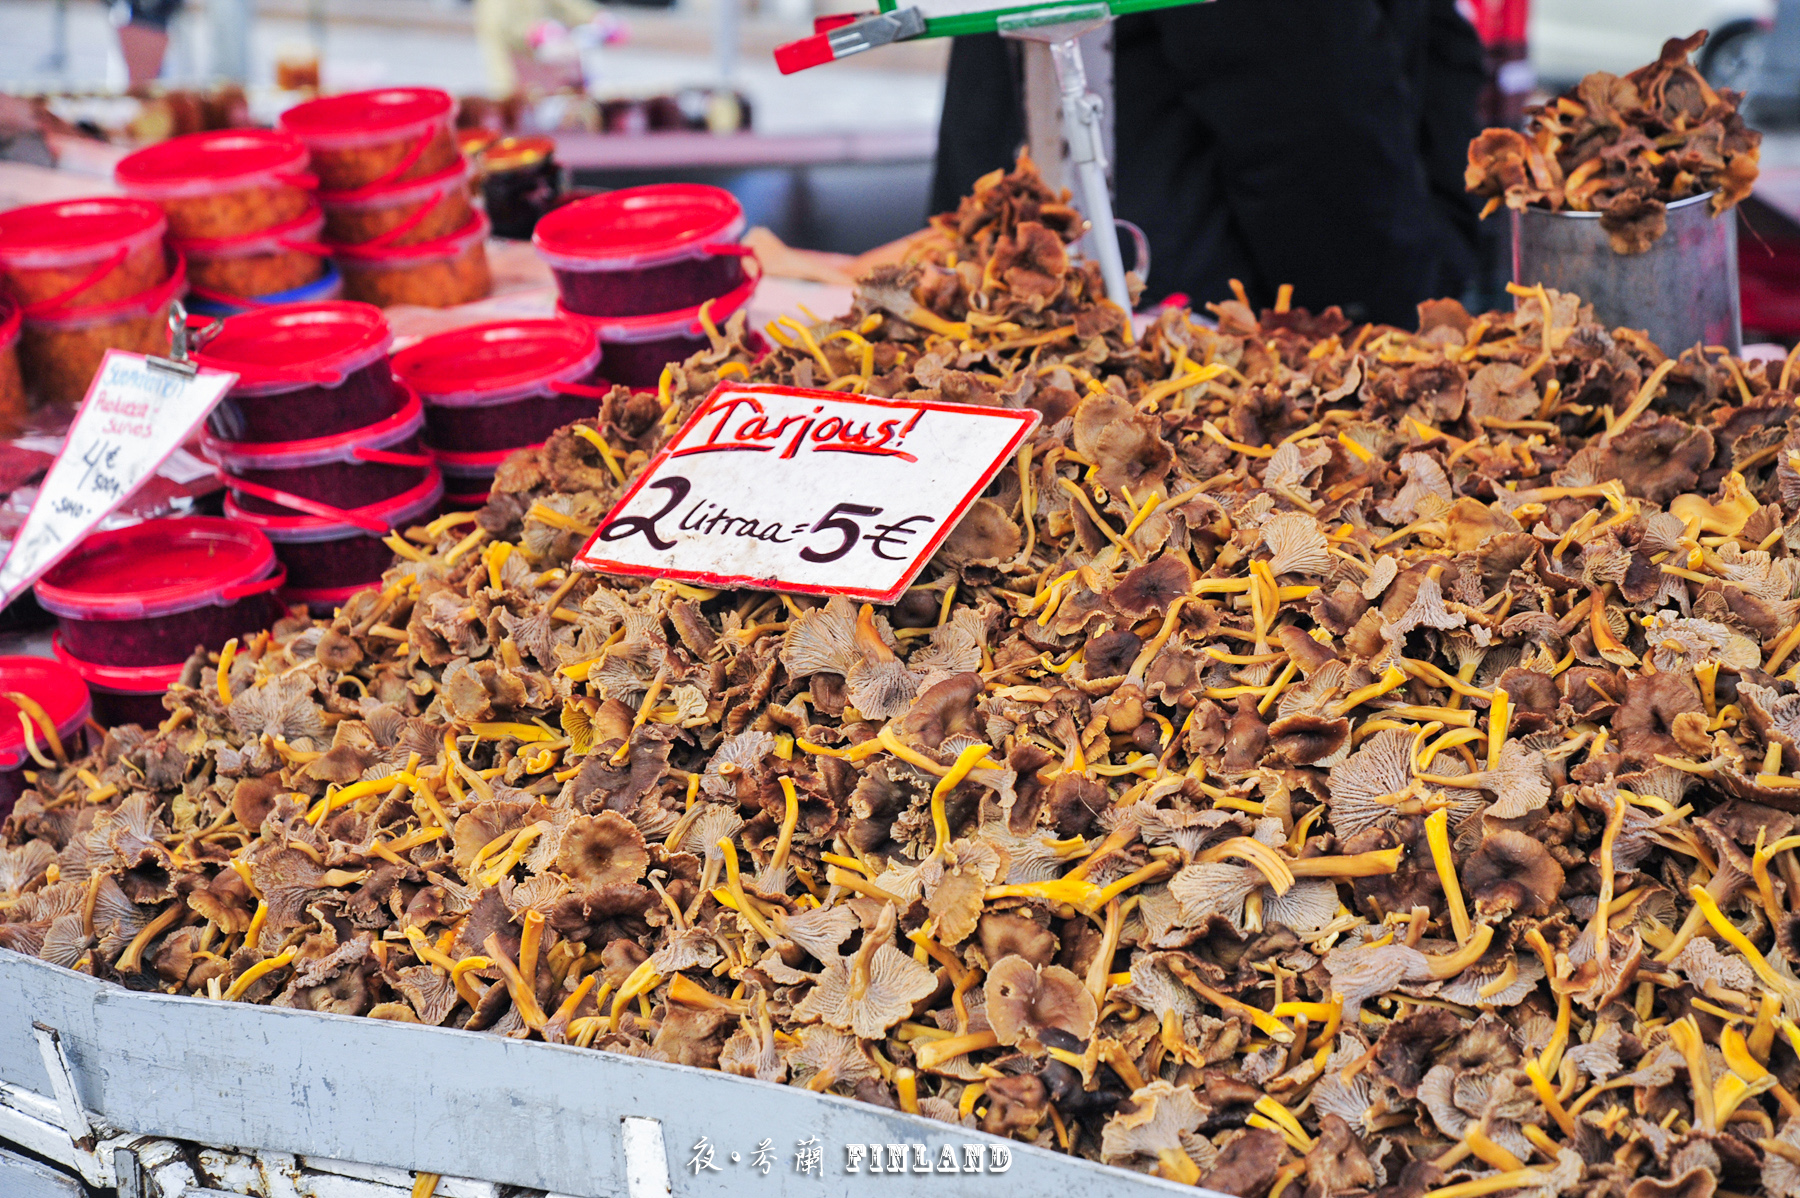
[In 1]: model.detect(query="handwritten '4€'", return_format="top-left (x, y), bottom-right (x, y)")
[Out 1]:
top-left (596, 475), bottom-right (935, 563)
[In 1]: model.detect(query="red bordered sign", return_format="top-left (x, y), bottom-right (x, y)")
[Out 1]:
top-left (573, 382), bottom-right (1040, 603)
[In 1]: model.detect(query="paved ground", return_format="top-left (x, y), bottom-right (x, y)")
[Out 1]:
top-left (0, 0), bottom-right (947, 135)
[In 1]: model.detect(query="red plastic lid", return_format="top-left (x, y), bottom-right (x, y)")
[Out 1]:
top-left (52, 635), bottom-right (185, 695)
top-left (21, 249), bottom-right (186, 327)
top-left (0, 656), bottom-right (92, 772)
top-left (225, 469), bottom-right (444, 542)
top-left (432, 442), bottom-right (536, 470)
top-left (36, 516), bottom-right (278, 621)
top-left (0, 197), bottom-right (167, 268)
top-left (392, 319), bottom-right (600, 407)
top-left (192, 301), bottom-right (391, 395)
top-left (116, 129), bottom-right (310, 197)
top-left (280, 88), bottom-right (455, 147)
top-left (533, 184), bottom-right (745, 270)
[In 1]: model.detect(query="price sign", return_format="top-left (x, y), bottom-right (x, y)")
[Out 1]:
top-left (0, 350), bottom-right (238, 607)
top-left (574, 383), bottom-right (1039, 603)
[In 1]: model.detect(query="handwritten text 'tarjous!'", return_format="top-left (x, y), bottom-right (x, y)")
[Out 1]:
top-left (673, 395), bottom-right (926, 463)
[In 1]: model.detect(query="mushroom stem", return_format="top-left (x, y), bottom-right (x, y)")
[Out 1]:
top-left (717, 838), bottom-right (776, 942)
top-left (1421, 1171), bottom-right (1548, 1198)
top-left (1667, 1016), bottom-right (1717, 1133)
top-left (115, 901), bottom-right (183, 974)
top-left (450, 956), bottom-right (491, 1008)
top-left (1486, 688), bottom-right (1509, 769)
top-left (607, 959), bottom-right (663, 1032)
top-left (222, 948), bottom-right (297, 1002)
top-left (667, 972), bottom-right (748, 1014)
top-left (1424, 923), bottom-right (1495, 978)
top-left (1086, 899), bottom-right (1124, 1006)
top-left (930, 742), bottom-right (997, 856)
top-left (769, 777), bottom-right (801, 875)
top-left (518, 910), bottom-right (545, 989)
top-left (1169, 962), bottom-right (1294, 1043)
top-left (484, 932), bottom-right (549, 1033)
top-left (1287, 847), bottom-right (1405, 877)
top-left (544, 974), bottom-right (598, 1042)
top-left (1154, 1148), bottom-right (1201, 1186)
top-left (1754, 992), bottom-right (1783, 1063)
top-left (1600, 358), bottom-right (1676, 444)
top-left (1590, 796), bottom-right (1627, 971)
top-left (913, 1029), bottom-right (1001, 1071)
top-left (1686, 884), bottom-right (1800, 1009)
top-left (1198, 837), bottom-right (1295, 895)
top-left (1331, 667), bottom-right (1409, 717)
top-left (1422, 809), bottom-right (1471, 944)
top-left (1523, 1060), bottom-right (1576, 1136)
top-left (1463, 1125), bottom-right (1524, 1172)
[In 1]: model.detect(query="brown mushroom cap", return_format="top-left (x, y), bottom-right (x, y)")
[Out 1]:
top-left (984, 956), bottom-right (1097, 1051)
top-left (555, 812), bottom-right (650, 887)
top-left (1463, 829), bottom-right (1565, 917)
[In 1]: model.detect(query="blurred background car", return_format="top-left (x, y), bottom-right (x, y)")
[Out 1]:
top-left (1529, 0), bottom-right (1773, 90)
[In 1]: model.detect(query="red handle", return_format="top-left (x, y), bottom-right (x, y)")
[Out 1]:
top-left (363, 130), bottom-right (438, 190)
top-left (275, 238), bottom-right (337, 256)
top-left (353, 446), bottom-right (435, 468)
top-left (548, 379), bottom-right (613, 400)
top-left (350, 189), bottom-right (453, 251)
top-left (702, 242), bottom-right (757, 258)
top-left (220, 563), bottom-right (288, 601)
top-left (223, 472), bottom-right (393, 534)
top-left (21, 247), bottom-right (130, 318)
top-left (275, 171), bottom-right (321, 190)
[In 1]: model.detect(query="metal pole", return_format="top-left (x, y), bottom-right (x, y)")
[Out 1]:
top-left (1048, 35), bottom-right (1130, 312)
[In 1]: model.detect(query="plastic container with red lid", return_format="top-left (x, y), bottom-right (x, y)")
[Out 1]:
top-left (320, 159), bottom-right (474, 249)
top-left (209, 383), bottom-right (432, 515)
top-left (19, 252), bottom-right (186, 409)
top-left (534, 184), bottom-right (751, 318)
top-left (391, 318), bottom-right (603, 452)
top-left (35, 516), bottom-right (288, 668)
top-left (335, 211), bottom-right (491, 309)
top-left (50, 642), bottom-right (179, 732)
top-left (0, 656), bottom-right (92, 814)
top-left (176, 204), bottom-right (330, 303)
top-left (114, 129), bottom-right (316, 240)
top-left (226, 469), bottom-right (443, 610)
top-left (279, 88), bottom-right (460, 192)
top-left (0, 197), bottom-right (170, 309)
top-left (194, 300), bottom-right (400, 443)
top-left (557, 272), bottom-right (754, 388)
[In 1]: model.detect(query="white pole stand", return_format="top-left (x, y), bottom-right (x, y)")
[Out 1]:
top-left (999, 3), bottom-right (1132, 314)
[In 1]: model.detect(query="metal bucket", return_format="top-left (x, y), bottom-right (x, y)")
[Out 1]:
top-left (1512, 190), bottom-right (1740, 352)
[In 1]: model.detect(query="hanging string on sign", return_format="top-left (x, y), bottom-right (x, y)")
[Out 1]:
top-left (0, 302), bottom-right (239, 608)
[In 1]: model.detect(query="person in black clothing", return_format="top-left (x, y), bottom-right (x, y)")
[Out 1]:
top-left (930, 0), bottom-right (1485, 326)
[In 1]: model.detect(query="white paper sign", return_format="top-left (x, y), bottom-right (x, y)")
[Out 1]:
top-left (0, 350), bottom-right (238, 606)
top-left (575, 383), bottom-right (1040, 603)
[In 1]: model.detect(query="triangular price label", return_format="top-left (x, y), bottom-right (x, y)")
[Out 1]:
top-left (0, 349), bottom-right (238, 608)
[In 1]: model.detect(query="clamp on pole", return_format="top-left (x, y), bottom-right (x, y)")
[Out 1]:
top-left (1046, 36), bottom-right (1131, 315)
top-left (775, 7), bottom-right (927, 73)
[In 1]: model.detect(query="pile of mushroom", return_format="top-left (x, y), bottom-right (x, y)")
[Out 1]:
top-left (1465, 30), bottom-right (1761, 253)
top-left (11, 153), bottom-right (1800, 1198)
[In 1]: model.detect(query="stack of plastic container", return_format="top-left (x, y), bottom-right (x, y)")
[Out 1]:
top-left (390, 318), bottom-right (605, 506)
top-left (37, 518), bottom-right (286, 727)
top-left (114, 128), bottom-right (336, 318)
top-left (191, 301), bottom-right (442, 613)
top-left (533, 184), bottom-right (757, 388)
top-left (281, 88), bottom-right (492, 310)
top-left (0, 197), bottom-right (184, 408)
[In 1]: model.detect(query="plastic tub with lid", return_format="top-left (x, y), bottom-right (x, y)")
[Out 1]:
top-left (320, 159), bottom-right (474, 249)
top-left (557, 273), bottom-right (754, 389)
top-left (533, 184), bottom-right (752, 318)
top-left (175, 204), bottom-right (329, 305)
top-left (335, 211), bottom-right (491, 309)
top-left (19, 253), bottom-right (185, 409)
top-left (0, 657), bottom-right (91, 816)
top-left (50, 642), bottom-right (179, 731)
top-left (185, 262), bottom-right (343, 319)
top-left (34, 516), bottom-right (287, 668)
top-left (114, 129), bottom-right (316, 240)
top-left (279, 88), bottom-right (460, 192)
top-left (0, 299), bottom-right (22, 430)
top-left (391, 318), bottom-right (604, 453)
top-left (193, 300), bottom-right (399, 443)
top-left (0, 197), bottom-right (169, 309)
top-left (208, 384), bottom-right (432, 515)
top-left (226, 469), bottom-right (443, 610)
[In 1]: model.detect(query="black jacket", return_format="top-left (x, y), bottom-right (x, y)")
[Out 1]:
top-left (930, 0), bottom-right (1485, 325)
